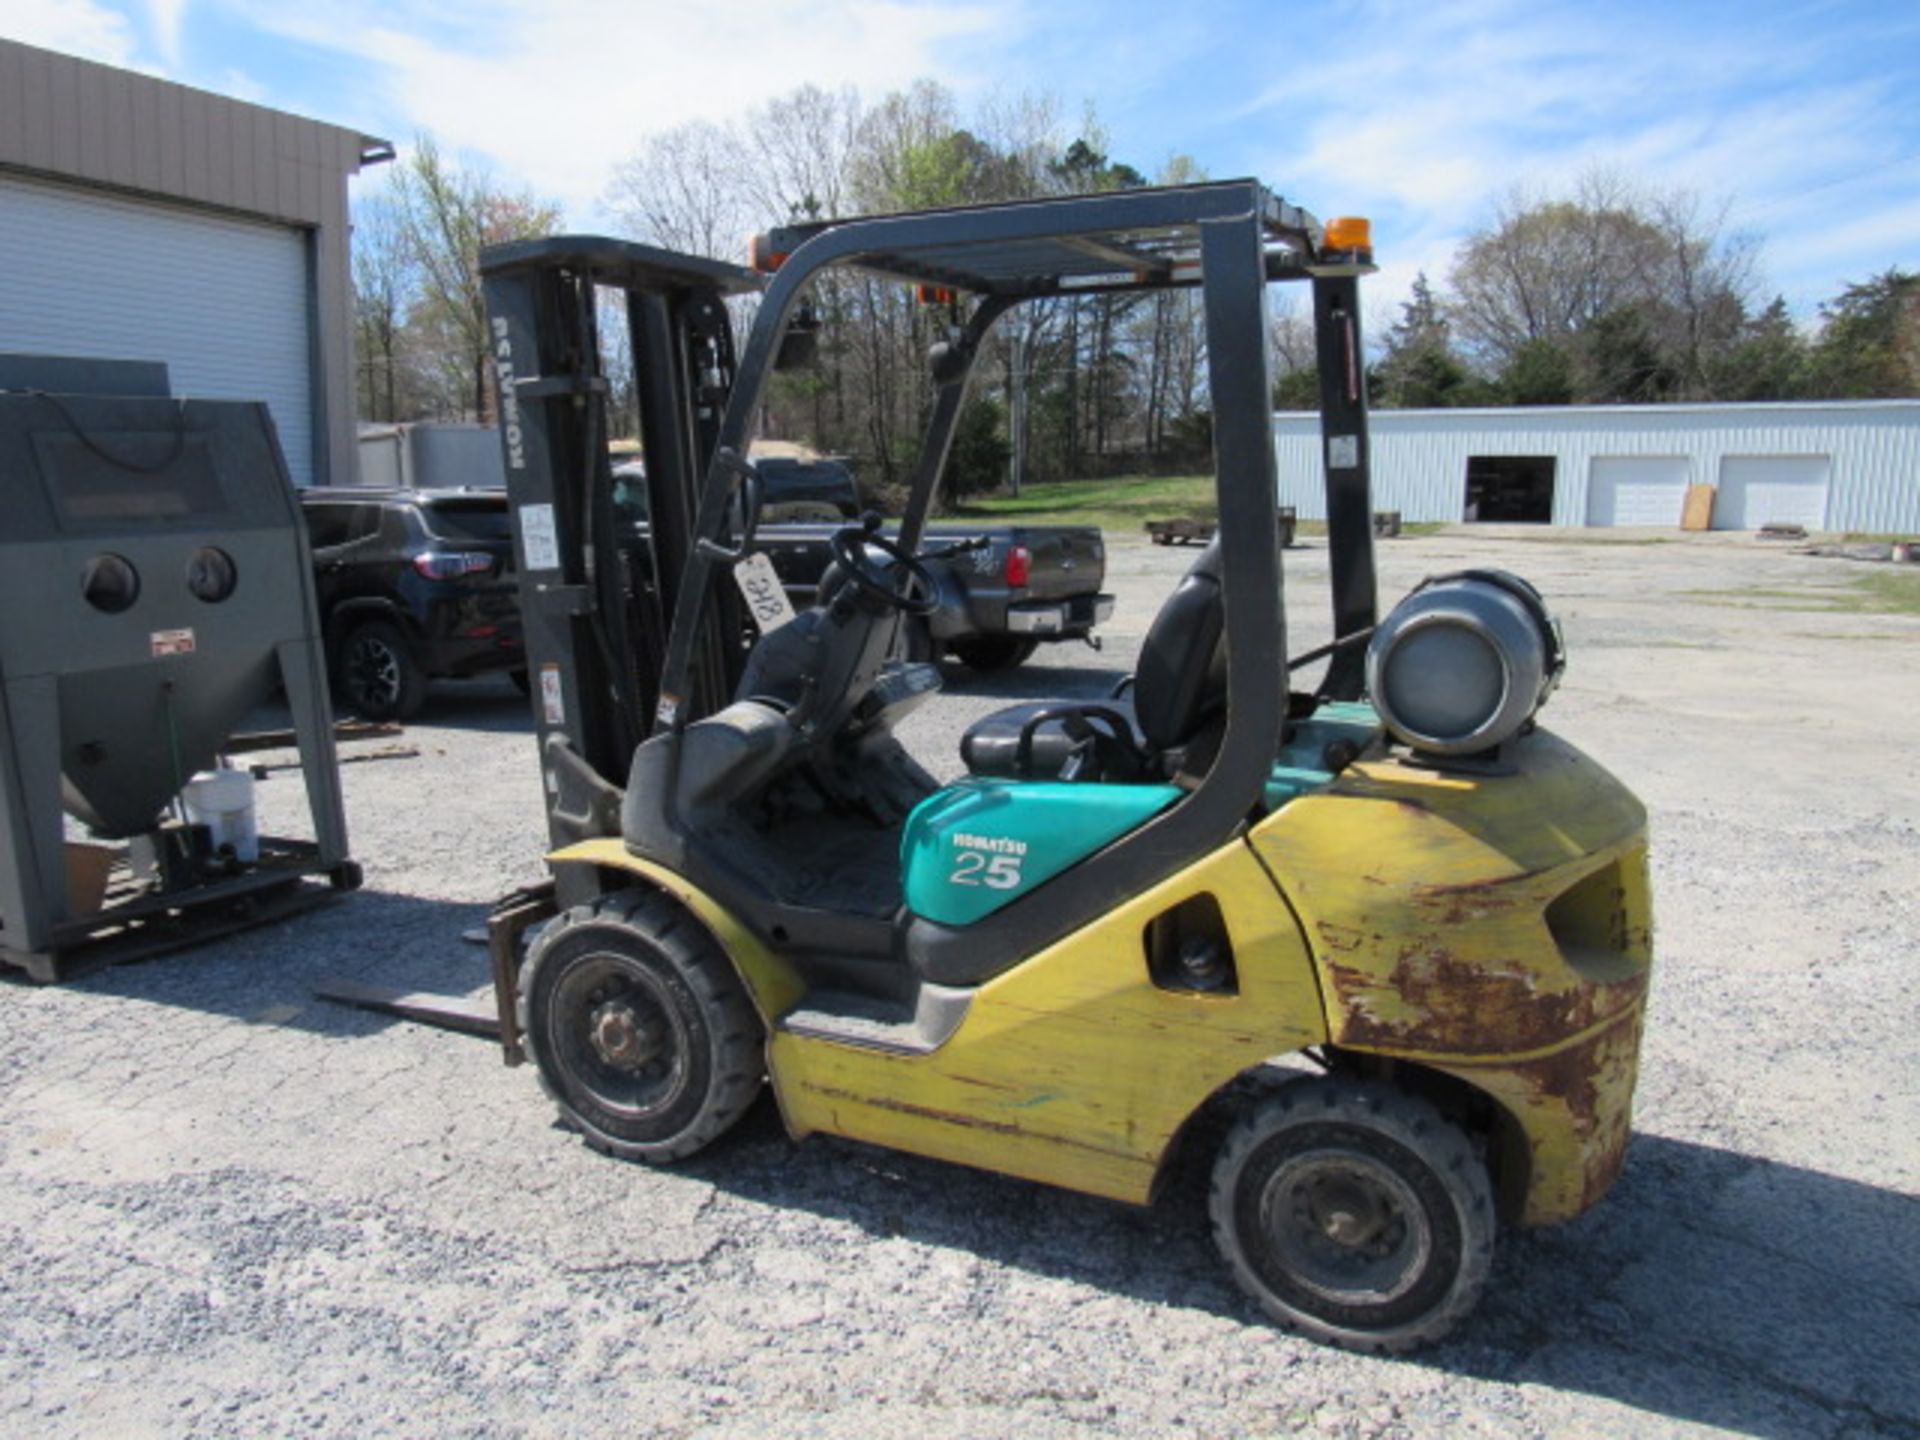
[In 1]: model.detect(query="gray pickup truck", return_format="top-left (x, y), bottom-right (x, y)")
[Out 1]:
top-left (624, 457), bottom-right (1112, 671)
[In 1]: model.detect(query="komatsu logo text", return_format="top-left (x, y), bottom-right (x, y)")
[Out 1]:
top-left (952, 833), bottom-right (1027, 856)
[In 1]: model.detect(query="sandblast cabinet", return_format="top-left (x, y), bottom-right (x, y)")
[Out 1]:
top-left (0, 358), bottom-right (359, 982)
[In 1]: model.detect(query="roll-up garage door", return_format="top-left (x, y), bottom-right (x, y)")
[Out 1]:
top-left (1586, 456), bottom-right (1689, 526)
top-left (1714, 456), bottom-right (1831, 531)
top-left (0, 172), bottom-right (314, 485)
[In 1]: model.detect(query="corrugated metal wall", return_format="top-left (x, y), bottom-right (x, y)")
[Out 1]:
top-left (0, 37), bottom-right (384, 489)
top-left (0, 172), bottom-right (317, 485)
top-left (1275, 402), bottom-right (1920, 532)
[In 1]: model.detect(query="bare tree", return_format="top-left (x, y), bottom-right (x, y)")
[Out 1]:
top-left (1640, 188), bottom-right (1760, 397)
top-left (600, 80), bottom-right (1221, 488)
top-left (389, 135), bottom-right (562, 420)
top-left (1448, 170), bottom-right (1763, 400)
top-left (351, 194), bottom-right (414, 422)
top-left (740, 85), bottom-right (863, 223)
top-left (605, 121), bottom-right (751, 260)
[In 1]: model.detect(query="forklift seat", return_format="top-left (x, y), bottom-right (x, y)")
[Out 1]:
top-left (960, 540), bottom-right (1227, 783)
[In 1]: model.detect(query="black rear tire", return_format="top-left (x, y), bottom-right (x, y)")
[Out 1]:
top-left (950, 635), bottom-right (1038, 672)
top-left (518, 890), bottom-right (764, 1163)
top-left (1210, 1077), bottom-right (1494, 1352)
top-left (338, 619), bottom-right (426, 721)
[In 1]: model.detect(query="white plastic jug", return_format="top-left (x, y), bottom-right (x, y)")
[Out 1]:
top-left (182, 768), bottom-right (259, 862)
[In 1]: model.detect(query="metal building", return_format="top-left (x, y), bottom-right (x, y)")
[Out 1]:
top-left (1275, 400), bottom-right (1920, 533)
top-left (0, 37), bottom-right (390, 488)
top-left (357, 422), bottom-right (506, 492)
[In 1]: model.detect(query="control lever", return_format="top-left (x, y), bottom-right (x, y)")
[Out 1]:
top-left (694, 447), bottom-right (764, 564)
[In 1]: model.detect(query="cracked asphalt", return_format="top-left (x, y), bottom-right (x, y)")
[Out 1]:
top-left (2, 529), bottom-right (1916, 1438)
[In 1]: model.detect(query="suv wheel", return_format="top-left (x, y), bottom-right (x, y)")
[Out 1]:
top-left (339, 620), bottom-right (426, 721)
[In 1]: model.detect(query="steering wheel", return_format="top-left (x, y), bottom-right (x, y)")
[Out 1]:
top-left (827, 524), bottom-right (940, 617)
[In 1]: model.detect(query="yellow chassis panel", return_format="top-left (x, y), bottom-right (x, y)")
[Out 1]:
top-left (554, 837), bottom-right (1324, 1205)
top-left (552, 731), bottom-right (1650, 1223)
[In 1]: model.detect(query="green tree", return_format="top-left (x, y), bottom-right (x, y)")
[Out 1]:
top-left (1376, 273), bottom-right (1480, 408)
top-left (1712, 296), bottom-right (1806, 401)
top-left (1804, 270), bottom-right (1920, 398)
top-left (1501, 339), bottom-right (1575, 405)
top-left (1582, 304), bottom-right (1678, 403)
top-left (944, 395), bottom-right (1012, 497)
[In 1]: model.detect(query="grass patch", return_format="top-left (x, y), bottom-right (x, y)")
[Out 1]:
top-left (1685, 570), bottom-right (1920, 615)
top-left (951, 475), bottom-right (1216, 531)
top-left (1787, 632), bottom-right (1916, 641)
top-left (951, 477), bottom-right (1448, 539)
top-left (1851, 570), bottom-right (1920, 614)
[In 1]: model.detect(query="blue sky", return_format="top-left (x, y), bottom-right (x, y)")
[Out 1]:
top-left (7, 0), bottom-right (1917, 324)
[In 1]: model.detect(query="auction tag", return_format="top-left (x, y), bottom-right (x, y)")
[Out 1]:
top-left (732, 551), bottom-right (795, 633)
top-left (538, 663), bottom-right (565, 726)
top-left (151, 627), bottom-right (195, 657)
top-left (518, 502), bottom-right (560, 571)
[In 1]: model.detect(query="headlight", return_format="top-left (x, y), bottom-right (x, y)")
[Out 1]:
top-left (1365, 570), bottom-right (1564, 757)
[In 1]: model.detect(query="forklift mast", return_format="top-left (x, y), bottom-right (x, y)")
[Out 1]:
top-left (479, 239), bottom-right (760, 873)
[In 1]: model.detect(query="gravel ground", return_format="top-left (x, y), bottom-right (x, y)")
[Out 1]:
top-left (2, 528), bottom-right (1916, 1439)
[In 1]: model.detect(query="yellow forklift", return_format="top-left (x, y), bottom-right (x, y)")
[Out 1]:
top-left (475, 182), bottom-right (1651, 1352)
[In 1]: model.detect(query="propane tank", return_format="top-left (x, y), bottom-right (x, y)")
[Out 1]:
top-left (1365, 570), bottom-right (1563, 757)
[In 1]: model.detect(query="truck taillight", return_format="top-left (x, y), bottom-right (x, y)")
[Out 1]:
top-left (413, 551), bottom-right (495, 580)
top-left (1006, 545), bottom-right (1032, 588)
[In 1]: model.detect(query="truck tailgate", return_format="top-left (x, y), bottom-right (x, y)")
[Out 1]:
top-left (1010, 526), bottom-right (1105, 600)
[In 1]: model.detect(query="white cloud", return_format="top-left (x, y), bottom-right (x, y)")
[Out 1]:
top-left (242, 0), bottom-right (1003, 218)
top-left (1237, 0), bottom-right (1918, 316)
top-left (144, 0), bottom-right (188, 65)
top-left (1, 0), bottom-right (142, 65)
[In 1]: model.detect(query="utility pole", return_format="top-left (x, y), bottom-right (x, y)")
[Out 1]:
top-left (1008, 333), bottom-right (1027, 497)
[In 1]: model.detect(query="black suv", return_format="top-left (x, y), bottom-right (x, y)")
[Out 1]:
top-left (301, 488), bottom-right (523, 720)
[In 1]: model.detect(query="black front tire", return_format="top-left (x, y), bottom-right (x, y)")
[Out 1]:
top-left (518, 890), bottom-right (764, 1163)
top-left (1209, 1078), bottom-right (1494, 1352)
top-left (950, 635), bottom-right (1038, 672)
top-left (338, 620), bottom-right (426, 721)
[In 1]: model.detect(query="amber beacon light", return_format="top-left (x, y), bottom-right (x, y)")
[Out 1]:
top-left (1321, 215), bottom-right (1373, 260)
top-left (747, 233), bottom-right (788, 273)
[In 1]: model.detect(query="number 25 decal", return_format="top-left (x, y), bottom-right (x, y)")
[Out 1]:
top-left (951, 851), bottom-right (1022, 889)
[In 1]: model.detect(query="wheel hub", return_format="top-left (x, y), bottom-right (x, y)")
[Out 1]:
top-left (1261, 1150), bottom-right (1431, 1304)
top-left (1308, 1177), bottom-right (1395, 1248)
top-left (349, 639), bottom-right (400, 703)
top-left (588, 999), bottom-right (663, 1069)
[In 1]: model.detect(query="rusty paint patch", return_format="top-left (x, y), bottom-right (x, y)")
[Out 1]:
top-left (1316, 921), bottom-right (1368, 953)
top-left (1473, 1018), bottom-right (1643, 1217)
top-left (1530, 1021), bottom-right (1641, 1212)
top-left (1321, 933), bottom-right (1648, 1057)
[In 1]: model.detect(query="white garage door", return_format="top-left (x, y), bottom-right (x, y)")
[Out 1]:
top-left (0, 172), bottom-right (314, 485)
top-left (1586, 456), bottom-right (1689, 527)
top-left (1715, 455), bottom-right (1831, 531)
